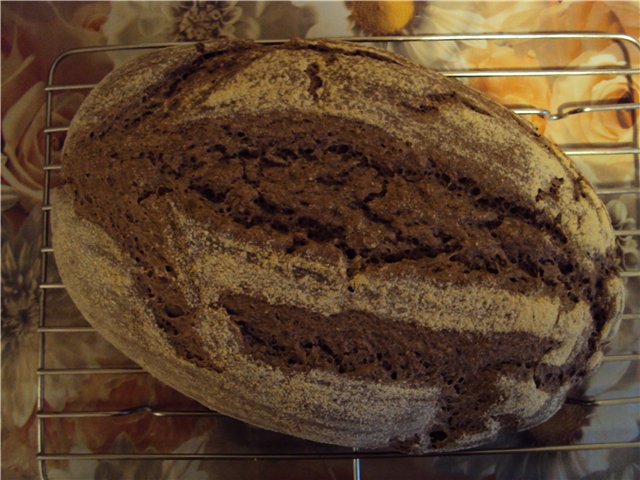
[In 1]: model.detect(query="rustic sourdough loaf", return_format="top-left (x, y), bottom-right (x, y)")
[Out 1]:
top-left (52, 39), bottom-right (623, 452)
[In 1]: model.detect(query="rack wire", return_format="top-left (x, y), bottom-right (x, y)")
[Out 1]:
top-left (38, 33), bottom-right (640, 480)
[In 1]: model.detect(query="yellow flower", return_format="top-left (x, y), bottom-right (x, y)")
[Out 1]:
top-left (606, 0), bottom-right (640, 39)
top-left (479, 1), bottom-right (631, 71)
top-left (346, 0), bottom-right (415, 35)
top-left (342, 1), bottom-right (489, 69)
top-left (463, 44), bottom-right (550, 134)
top-left (546, 45), bottom-right (639, 185)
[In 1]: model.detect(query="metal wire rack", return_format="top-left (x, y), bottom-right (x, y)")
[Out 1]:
top-left (38, 33), bottom-right (640, 480)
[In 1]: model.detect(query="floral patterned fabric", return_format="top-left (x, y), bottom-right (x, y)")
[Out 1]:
top-left (1, 2), bottom-right (638, 479)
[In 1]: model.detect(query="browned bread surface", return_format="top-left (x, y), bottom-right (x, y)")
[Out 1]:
top-left (52, 39), bottom-right (624, 452)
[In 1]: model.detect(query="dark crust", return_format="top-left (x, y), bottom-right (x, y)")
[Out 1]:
top-left (217, 291), bottom-right (595, 449)
top-left (64, 107), bottom-right (616, 297)
top-left (60, 40), bottom-right (620, 425)
top-left (221, 292), bottom-right (556, 449)
top-left (64, 108), bottom-right (617, 370)
top-left (218, 292), bottom-right (558, 384)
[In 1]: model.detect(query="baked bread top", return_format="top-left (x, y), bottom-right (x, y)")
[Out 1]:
top-left (53, 39), bottom-right (624, 452)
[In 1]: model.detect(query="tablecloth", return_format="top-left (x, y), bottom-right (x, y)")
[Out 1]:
top-left (2, 1), bottom-right (639, 479)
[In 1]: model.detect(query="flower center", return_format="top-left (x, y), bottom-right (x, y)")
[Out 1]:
top-left (348, 0), bottom-right (416, 35)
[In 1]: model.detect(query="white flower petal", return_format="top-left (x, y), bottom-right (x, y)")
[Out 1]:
top-left (161, 435), bottom-right (209, 479)
top-left (585, 361), bottom-right (633, 397)
top-left (396, 40), bottom-right (467, 70)
top-left (1, 154), bottom-right (20, 211)
top-left (102, 2), bottom-right (180, 65)
top-left (2, 82), bottom-right (44, 160)
top-left (302, 1), bottom-right (351, 38)
top-left (1, 163), bottom-right (41, 201)
top-left (46, 446), bottom-right (98, 480)
top-left (223, 5), bottom-right (243, 25)
top-left (1, 183), bottom-right (19, 212)
top-left (581, 404), bottom-right (640, 445)
top-left (418, 5), bottom-right (489, 48)
top-left (607, 199), bottom-right (629, 226)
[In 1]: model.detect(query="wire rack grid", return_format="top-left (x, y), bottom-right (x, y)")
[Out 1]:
top-left (38, 32), bottom-right (640, 480)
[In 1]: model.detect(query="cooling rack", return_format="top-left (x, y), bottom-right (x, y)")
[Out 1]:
top-left (38, 33), bottom-right (640, 480)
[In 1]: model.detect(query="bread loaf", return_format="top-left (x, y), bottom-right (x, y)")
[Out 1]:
top-left (52, 39), bottom-right (624, 452)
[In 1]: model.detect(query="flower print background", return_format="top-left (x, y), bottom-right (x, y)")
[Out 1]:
top-left (1, 2), bottom-right (638, 479)
top-left (102, 1), bottom-right (317, 65)
top-left (2, 3), bottom-right (113, 217)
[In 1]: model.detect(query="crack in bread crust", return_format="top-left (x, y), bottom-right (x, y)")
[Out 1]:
top-left (218, 292), bottom-right (559, 384)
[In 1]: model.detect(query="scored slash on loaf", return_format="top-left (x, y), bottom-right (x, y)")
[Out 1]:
top-left (52, 39), bottom-right (623, 452)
